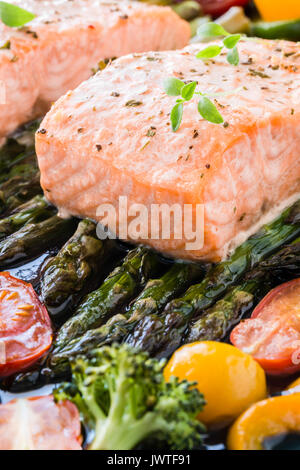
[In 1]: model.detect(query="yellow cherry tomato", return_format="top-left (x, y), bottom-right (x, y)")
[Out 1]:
top-left (228, 394), bottom-right (300, 450)
top-left (164, 341), bottom-right (267, 429)
top-left (254, 0), bottom-right (300, 21)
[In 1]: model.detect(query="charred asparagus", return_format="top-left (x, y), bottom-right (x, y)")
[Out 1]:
top-left (0, 168), bottom-right (41, 215)
top-left (0, 215), bottom-right (76, 267)
top-left (51, 261), bottom-right (205, 369)
top-left (0, 195), bottom-right (54, 241)
top-left (40, 219), bottom-right (109, 319)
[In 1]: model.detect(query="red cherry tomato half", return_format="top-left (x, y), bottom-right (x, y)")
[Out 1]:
top-left (231, 278), bottom-right (300, 376)
top-left (0, 395), bottom-right (82, 450)
top-left (198, 0), bottom-right (249, 17)
top-left (0, 272), bottom-right (52, 377)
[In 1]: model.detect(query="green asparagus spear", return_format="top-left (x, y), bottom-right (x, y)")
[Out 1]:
top-left (259, 236), bottom-right (300, 280)
top-left (126, 200), bottom-right (300, 356)
top-left (185, 273), bottom-right (269, 343)
top-left (0, 215), bottom-right (76, 267)
top-left (0, 119), bottom-right (40, 181)
top-left (54, 247), bottom-right (161, 348)
top-left (0, 168), bottom-right (41, 215)
top-left (40, 219), bottom-right (109, 319)
top-left (51, 261), bottom-right (205, 366)
top-left (0, 195), bottom-right (54, 241)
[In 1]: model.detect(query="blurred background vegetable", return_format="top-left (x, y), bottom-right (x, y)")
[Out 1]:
top-left (254, 0), bottom-right (300, 21)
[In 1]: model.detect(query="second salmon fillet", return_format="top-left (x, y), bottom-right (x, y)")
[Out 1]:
top-left (0, 0), bottom-right (190, 140)
top-left (36, 39), bottom-right (300, 262)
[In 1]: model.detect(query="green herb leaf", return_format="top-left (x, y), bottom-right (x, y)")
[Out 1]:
top-left (198, 97), bottom-right (224, 124)
top-left (0, 1), bottom-right (35, 27)
top-left (227, 46), bottom-right (239, 66)
top-left (170, 102), bottom-right (183, 132)
top-left (223, 34), bottom-right (241, 49)
top-left (197, 22), bottom-right (229, 40)
top-left (196, 45), bottom-right (223, 61)
top-left (163, 77), bottom-right (185, 97)
top-left (181, 81), bottom-right (197, 101)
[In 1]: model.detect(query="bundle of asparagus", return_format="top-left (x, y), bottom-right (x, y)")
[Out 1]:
top-left (50, 261), bottom-right (205, 375)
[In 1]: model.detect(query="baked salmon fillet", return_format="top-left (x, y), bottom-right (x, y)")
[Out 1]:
top-left (36, 39), bottom-right (300, 262)
top-left (0, 0), bottom-right (189, 140)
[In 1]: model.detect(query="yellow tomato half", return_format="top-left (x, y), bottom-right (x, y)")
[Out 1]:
top-left (255, 0), bottom-right (300, 21)
top-left (164, 341), bottom-right (267, 429)
top-left (228, 394), bottom-right (300, 450)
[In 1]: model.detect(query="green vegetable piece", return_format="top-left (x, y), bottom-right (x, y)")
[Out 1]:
top-left (0, 168), bottom-right (42, 216)
top-left (0, 215), bottom-right (76, 268)
top-left (250, 19), bottom-right (300, 42)
top-left (40, 219), bottom-right (109, 319)
top-left (0, 195), bottom-right (54, 241)
top-left (53, 344), bottom-right (206, 450)
top-left (0, 1), bottom-right (35, 27)
top-left (54, 247), bottom-right (160, 348)
top-left (198, 96), bottom-right (224, 124)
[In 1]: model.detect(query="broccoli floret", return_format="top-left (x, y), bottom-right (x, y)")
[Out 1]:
top-left (54, 344), bottom-right (206, 450)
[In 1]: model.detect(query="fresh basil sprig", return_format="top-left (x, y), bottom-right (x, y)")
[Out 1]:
top-left (0, 1), bottom-right (35, 27)
top-left (163, 77), bottom-right (224, 132)
top-left (196, 22), bottom-right (241, 66)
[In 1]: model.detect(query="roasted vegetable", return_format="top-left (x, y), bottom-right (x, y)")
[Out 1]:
top-left (0, 168), bottom-right (41, 215)
top-left (0, 215), bottom-right (76, 268)
top-left (54, 344), bottom-right (206, 450)
top-left (231, 277), bottom-right (300, 376)
top-left (0, 195), bottom-right (54, 241)
top-left (40, 219), bottom-right (108, 319)
top-left (0, 272), bottom-right (53, 378)
top-left (186, 277), bottom-right (263, 343)
top-left (0, 119), bottom-right (40, 181)
top-left (164, 341), bottom-right (266, 429)
top-left (130, 201), bottom-right (300, 357)
top-left (259, 236), bottom-right (300, 281)
top-left (0, 396), bottom-right (82, 450)
top-left (227, 394), bottom-right (300, 450)
top-left (54, 247), bottom-right (160, 348)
